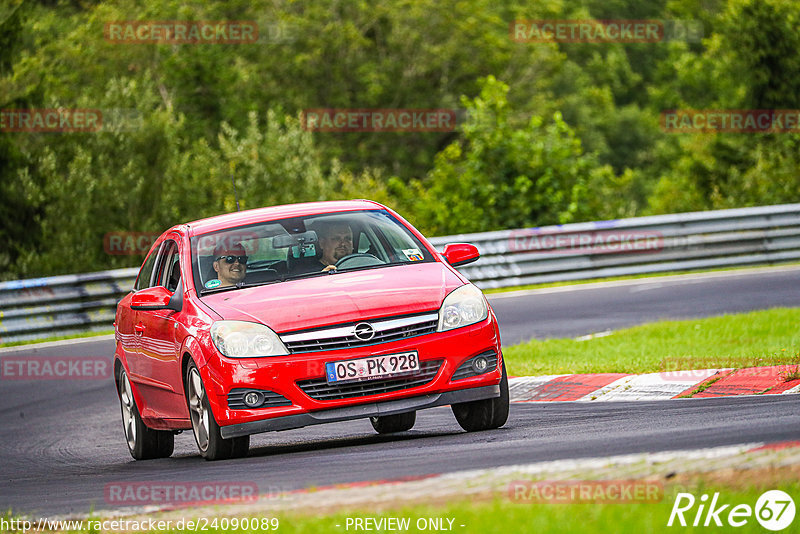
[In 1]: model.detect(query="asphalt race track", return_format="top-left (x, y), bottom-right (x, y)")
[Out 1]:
top-left (490, 266), bottom-right (800, 344)
top-left (2, 266), bottom-right (800, 516)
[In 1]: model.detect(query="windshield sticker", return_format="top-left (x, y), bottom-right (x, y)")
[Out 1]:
top-left (204, 279), bottom-right (222, 289)
top-left (402, 248), bottom-right (424, 261)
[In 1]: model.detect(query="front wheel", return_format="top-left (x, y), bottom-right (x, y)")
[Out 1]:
top-left (451, 361), bottom-right (509, 432)
top-left (370, 411), bottom-right (416, 434)
top-left (117, 368), bottom-right (174, 460)
top-left (186, 360), bottom-right (249, 461)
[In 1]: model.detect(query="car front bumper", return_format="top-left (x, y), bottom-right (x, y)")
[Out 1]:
top-left (220, 382), bottom-right (500, 438)
top-left (202, 313), bottom-right (503, 432)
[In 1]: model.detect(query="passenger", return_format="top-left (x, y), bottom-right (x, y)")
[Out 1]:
top-left (212, 243), bottom-right (248, 286)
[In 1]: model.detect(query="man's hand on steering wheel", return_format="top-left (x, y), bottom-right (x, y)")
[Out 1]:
top-left (322, 253), bottom-right (382, 272)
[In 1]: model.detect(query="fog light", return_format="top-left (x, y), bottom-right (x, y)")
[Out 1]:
top-left (243, 391), bottom-right (262, 407)
top-left (472, 356), bottom-right (488, 374)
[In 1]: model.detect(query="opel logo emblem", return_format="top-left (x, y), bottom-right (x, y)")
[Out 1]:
top-left (354, 322), bottom-right (375, 341)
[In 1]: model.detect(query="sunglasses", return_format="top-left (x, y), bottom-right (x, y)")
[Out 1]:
top-left (217, 255), bottom-right (248, 264)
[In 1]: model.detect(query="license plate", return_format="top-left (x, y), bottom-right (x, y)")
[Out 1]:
top-left (325, 351), bottom-right (420, 384)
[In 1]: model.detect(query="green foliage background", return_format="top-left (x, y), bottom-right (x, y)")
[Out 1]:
top-left (1, 0), bottom-right (799, 278)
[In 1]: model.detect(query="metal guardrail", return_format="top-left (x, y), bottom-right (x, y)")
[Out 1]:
top-left (429, 203), bottom-right (800, 288)
top-left (0, 268), bottom-right (139, 344)
top-left (2, 204), bottom-right (799, 344)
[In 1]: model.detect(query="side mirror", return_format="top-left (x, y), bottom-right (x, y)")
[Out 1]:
top-left (442, 243), bottom-right (480, 267)
top-left (131, 285), bottom-right (182, 312)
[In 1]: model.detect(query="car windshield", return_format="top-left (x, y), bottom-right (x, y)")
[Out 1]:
top-left (191, 209), bottom-right (434, 294)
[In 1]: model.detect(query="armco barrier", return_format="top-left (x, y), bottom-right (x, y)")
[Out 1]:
top-left (2, 204), bottom-right (799, 344)
top-left (0, 269), bottom-right (138, 344)
top-left (428, 203), bottom-right (800, 288)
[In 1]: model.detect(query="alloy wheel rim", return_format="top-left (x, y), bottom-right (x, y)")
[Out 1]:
top-left (188, 368), bottom-right (210, 452)
top-left (119, 373), bottom-right (137, 451)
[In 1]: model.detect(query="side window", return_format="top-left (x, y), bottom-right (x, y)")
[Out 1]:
top-left (383, 228), bottom-right (406, 250)
top-left (357, 232), bottom-right (371, 253)
top-left (166, 254), bottom-right (181, 292)
top-left (134, 250), bottom-right (159, 291)
top-left (357, 227), bottom-right (390, 261)
top-left (154, 240), bottom-right (180, 291)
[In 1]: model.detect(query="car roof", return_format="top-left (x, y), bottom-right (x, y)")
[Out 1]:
top-left (184, 199), bottom-right (387, 236)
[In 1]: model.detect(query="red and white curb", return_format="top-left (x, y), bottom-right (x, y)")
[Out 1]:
top-left (509, 366), bottom-right (800, 402)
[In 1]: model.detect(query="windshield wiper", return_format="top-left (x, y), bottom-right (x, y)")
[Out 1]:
top-left (200, 284), bottom-right (244, 295)
top-left (278, 271), bottom-right (332, 282)
top-left (199, 280), bottom-right (279, 295)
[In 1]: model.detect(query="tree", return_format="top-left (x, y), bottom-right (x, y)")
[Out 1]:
top-left (394, 77), bottom-right (625, 235)
top-left (0, 1), bottom-right (40, 280)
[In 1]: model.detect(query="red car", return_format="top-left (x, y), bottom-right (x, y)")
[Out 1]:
top-left (114, 200), bottom-right (508, 461)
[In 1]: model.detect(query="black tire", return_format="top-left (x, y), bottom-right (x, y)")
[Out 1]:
top-left (369, 411), bottom-right (416, 434)
top-left (117, 369), bottom-right (174, 460)
top-left (451, 361), bottom-right (509, 432)
top-left (185, 360), bottom-right (250, 460)
top-left (231, 434), bottom-right (251, 459)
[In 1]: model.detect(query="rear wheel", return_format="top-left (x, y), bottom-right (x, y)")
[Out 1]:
top-left (451, 361), bottom-right (509, 432)
top-left (370, 411), bottom-right (416, 434)
top-left (117, 369), bottom-right (174, 460)
top-left (186, 360), bottom-right (249, 461)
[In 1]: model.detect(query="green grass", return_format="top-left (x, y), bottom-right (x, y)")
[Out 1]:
top-left (483, 262), bottom-right (800, 294)
top-left (503, 307), bottom-right (800, 376)
top-left (0, 329), bottom-right (114, 349)
top-left (783, 367), bottom-right (800, 381)
top-left (269, 486), bottom-right (800, 534)
top-left (14, 480), bottom-right (796, 534)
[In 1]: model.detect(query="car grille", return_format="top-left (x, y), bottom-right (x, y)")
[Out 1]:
top-left (280, 312), bottom-right (439, 354)
top-left (451, 350), bottom-right (498, 380)
top-left (296, 359), bottom-right (443, 401)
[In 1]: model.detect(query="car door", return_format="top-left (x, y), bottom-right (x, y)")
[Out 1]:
top-left (134, 236), bottom-right (186, 419)
top-left (117, 247), bottom-right (160, 377)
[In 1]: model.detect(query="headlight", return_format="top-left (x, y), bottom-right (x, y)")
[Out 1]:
top-left (210, 321), bottom-right (289, 358)
top-left (437, 284), bottom-right (489, 332)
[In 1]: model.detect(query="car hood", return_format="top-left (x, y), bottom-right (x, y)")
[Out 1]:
top-left (200, 262), bottom-right (465, 333)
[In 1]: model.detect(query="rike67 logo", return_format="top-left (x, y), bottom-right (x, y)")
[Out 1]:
top-left (668, 490), bottom-right (795, 531)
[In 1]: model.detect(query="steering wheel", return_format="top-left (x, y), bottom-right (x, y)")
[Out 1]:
top-left (334, 253), bottom-right (383, 269)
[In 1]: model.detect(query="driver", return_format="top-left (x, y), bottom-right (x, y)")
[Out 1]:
top-left (315, 221), bottom-right (354, 271)
top-left (212, 243), bottom-right (248, 286)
